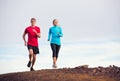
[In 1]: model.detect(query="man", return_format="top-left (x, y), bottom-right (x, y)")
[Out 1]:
top-left (23, 18), bottom-right (41, 71)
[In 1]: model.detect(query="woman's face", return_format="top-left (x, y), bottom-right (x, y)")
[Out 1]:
top-left (53, 20), bottom-right (58, 26)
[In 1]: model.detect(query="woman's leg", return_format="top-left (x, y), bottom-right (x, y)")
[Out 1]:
top-left (51, 44), bottom-right (57, 68)
top-left (56, 45), bottom-right (61, 59)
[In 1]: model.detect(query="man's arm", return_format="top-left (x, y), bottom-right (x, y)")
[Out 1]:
top-left (33, 29), bottom-right (41, 38)
top-left (23, 32), bottom-right (27, 46)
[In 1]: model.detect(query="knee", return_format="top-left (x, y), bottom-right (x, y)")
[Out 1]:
top-left (53, 50), bottom-right (56, 54)
top-left (33, 54), bottom-right (36, 58)
top-left (29, 52), bottom-right (33, 56)
top-left (29, 49), bottom-right (34, 55)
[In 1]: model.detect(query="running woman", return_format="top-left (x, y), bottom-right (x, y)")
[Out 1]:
top-left (23, 18), bottom-right (41, 71)
top-left (48, 19), bottom-right (63, 68)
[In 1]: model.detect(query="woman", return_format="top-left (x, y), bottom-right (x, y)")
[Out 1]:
top-left (48, 19), bottom-right (63, 68)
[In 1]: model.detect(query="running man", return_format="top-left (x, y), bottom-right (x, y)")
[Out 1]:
top-left (48, 19), bottom-right (63, 68)
top-left (23, 18), bottom-right (41, 71)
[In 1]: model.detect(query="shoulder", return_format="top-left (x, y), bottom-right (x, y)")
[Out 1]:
top-left (26, 26), bottom-right (31, 29)
top-left (35, 26), bottom-right (40, 31)
top-left (49, 26), bottom-right (53, 30)
top-left (25, 26), bottom-right (31, 30)
top-left (57, 26), bottom-right (62, 29)
top-left (24, 26), bottom-right (31, 33)
top-left (35, 26), bottom-right (40, 29)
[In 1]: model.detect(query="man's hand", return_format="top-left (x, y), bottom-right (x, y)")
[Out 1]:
top-left (33, 29), bottom-right (41, 38)
top-left (33, 29), bottom-right (37, 34)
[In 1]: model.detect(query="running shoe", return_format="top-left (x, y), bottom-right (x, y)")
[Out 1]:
top-left (30, 67), bottom-right (35, 71)
top-left (52, 64), bottom-right (57, 68)
top-left (27, 61), bottom-right (31, 67)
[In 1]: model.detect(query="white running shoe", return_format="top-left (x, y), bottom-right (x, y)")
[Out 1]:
top-left (52, 64), bottom-right (57, 68)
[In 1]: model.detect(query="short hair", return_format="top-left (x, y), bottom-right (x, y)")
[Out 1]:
top-left (31, 18), bottom-right (36, 21)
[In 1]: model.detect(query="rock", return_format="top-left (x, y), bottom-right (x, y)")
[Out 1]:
top-left (93, 69), bottom-right (97, 73)
top-left (101, 69), bottom-right (106, 73)
top-left (74, 65), bottom-right (89, 69)
top-left (81, 65), bottom-right (89, 68)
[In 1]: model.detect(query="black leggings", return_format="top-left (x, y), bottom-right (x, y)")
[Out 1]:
top-left (50, 43), bottom-right (61, 59)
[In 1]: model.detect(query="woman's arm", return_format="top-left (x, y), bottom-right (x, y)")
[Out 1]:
top-left (58, 27), bottom-right (63, 37)
top-left (48, 28), bottom-right (51, 41)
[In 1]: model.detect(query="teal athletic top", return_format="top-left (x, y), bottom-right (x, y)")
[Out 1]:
top-left (48, 26), bottom-right (63, 45)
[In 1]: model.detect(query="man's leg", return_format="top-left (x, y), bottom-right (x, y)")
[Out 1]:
top-left (30, 54), bottom-right (36, 71)
top-left (30, 46), bottom-right (39, 71)
top-left (27, 49), bottom-right (34, 67)
top-left (31, 54), bottom-right (36, 68)
top-left (29, 49), bottom-right (34, 62)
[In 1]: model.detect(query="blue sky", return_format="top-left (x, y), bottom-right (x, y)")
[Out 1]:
top-left (0, 0), bottom-right (120, 74)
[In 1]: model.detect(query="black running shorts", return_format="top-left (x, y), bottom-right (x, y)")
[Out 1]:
top-left (27, 45), bottom-right (39, 54)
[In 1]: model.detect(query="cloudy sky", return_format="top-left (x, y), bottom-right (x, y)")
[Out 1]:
top-left (0, 0), bottom-right (120, 43)
top-left (0, 0), bottom-right (120, 74)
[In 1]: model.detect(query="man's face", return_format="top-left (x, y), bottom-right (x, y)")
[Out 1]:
top-left (31, 19), bottom-right (36, 26)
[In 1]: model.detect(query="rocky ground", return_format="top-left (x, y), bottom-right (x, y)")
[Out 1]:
top-left (0, 65), bottom-right (120, 81)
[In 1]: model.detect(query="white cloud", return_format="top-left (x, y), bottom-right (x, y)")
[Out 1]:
top-left (0, 41), bottom-right (120, 74)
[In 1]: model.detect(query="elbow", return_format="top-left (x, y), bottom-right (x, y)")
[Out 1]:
top-left (23, 32), bottom-right (26, 39)
top-left (48, 38), bottom-right (50, 41)
top-left (60, 34), bottom-right (63, 37)
top-left (23, 34), bottom-right (25, 39)
top-left (61, 34), bottom-right (63, 37)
